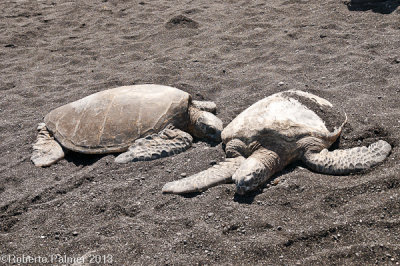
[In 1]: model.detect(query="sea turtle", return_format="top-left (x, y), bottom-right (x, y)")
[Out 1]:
top-left (162, 90), bottom-right (392, 195)
top-left (31, 84), bottom-right (223, 167)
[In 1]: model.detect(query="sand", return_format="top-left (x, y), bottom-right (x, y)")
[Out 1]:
top-left (1, 0), bottom-right (399, 264)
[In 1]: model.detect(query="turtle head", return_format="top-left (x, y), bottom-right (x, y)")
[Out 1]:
top-left (188, 106), bottom-right (223, 142)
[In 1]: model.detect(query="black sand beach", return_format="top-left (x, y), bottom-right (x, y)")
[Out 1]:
top-left (1, 0), bottom-right (399, 264)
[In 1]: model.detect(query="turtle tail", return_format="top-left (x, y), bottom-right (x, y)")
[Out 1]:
top-left (302, 140), bottom-right (391, 175)
top-left (162, 156), bottom-right (245, 194)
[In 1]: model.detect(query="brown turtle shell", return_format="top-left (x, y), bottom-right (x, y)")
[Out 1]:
top-left (45, 84), bottom-right (191, 154)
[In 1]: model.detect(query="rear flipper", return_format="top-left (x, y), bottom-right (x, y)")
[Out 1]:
top-left (302, 140), bottom-right (392, 175)
top-left (31, 123), bottom-right (65, 167)
top-left (115, 126), bottom-right (193, 163)
top-left (162, 156), bottom-right (245, 194)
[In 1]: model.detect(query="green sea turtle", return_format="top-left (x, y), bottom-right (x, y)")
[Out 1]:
top-left (162, 90), bottom-right (392, 195)
top-left (31, 84), bottom-right (223, 167)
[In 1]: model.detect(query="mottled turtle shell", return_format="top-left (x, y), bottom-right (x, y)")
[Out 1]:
top-left (221, 90), bottom-right (346, 145)
top-left (45, 85), bottom-right (191, 154)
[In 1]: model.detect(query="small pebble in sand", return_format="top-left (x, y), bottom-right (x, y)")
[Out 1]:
top-left (181, 173), bottom-right (187, 177)
top-left (273, 179), bottom-right (280, 185)
top-left (278, 82), bottom-right (285, 86)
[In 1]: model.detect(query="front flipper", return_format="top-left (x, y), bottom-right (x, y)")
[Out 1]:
top-left (302, 140), bottom-right (392, 175)
top-left (31, 123), bottom-right (65, 167)
top-left (233, 148), bottom-right (281, 195)
top-left (115, 127), bottom-right (193, 163)
top-left (162, 156), bottom-right (245, 194)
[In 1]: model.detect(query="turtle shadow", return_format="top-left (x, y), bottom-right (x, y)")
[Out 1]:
top-left (346, 0), bottom-right (399, 14)
top-left (181, 192), bottom-right (203, 198)
top-left (64, 151), bottom-right (106, 167)
top-left (233, 191), bottom-right (259, 204)
top-left (329, 136), bottom-right (341, 151)
top-left (193, 138), bottom-right (221, 147)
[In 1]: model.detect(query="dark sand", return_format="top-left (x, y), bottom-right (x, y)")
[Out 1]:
top-left (1, 0), bottom-right (399, 264)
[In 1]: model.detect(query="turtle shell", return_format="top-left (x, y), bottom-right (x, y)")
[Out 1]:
top-left (221, 90), bottom-right (346, 145)
top-left (45, 85), bottom-right (191, 154)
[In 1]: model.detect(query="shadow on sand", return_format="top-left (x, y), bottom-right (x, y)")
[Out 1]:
top-left (64, 151), bottom-right (106, 167)
top-left (347, 0), bottom-right (399, 14)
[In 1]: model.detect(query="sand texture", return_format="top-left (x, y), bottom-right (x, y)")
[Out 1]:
top-left (1, 0), bottom-right (399, 264)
